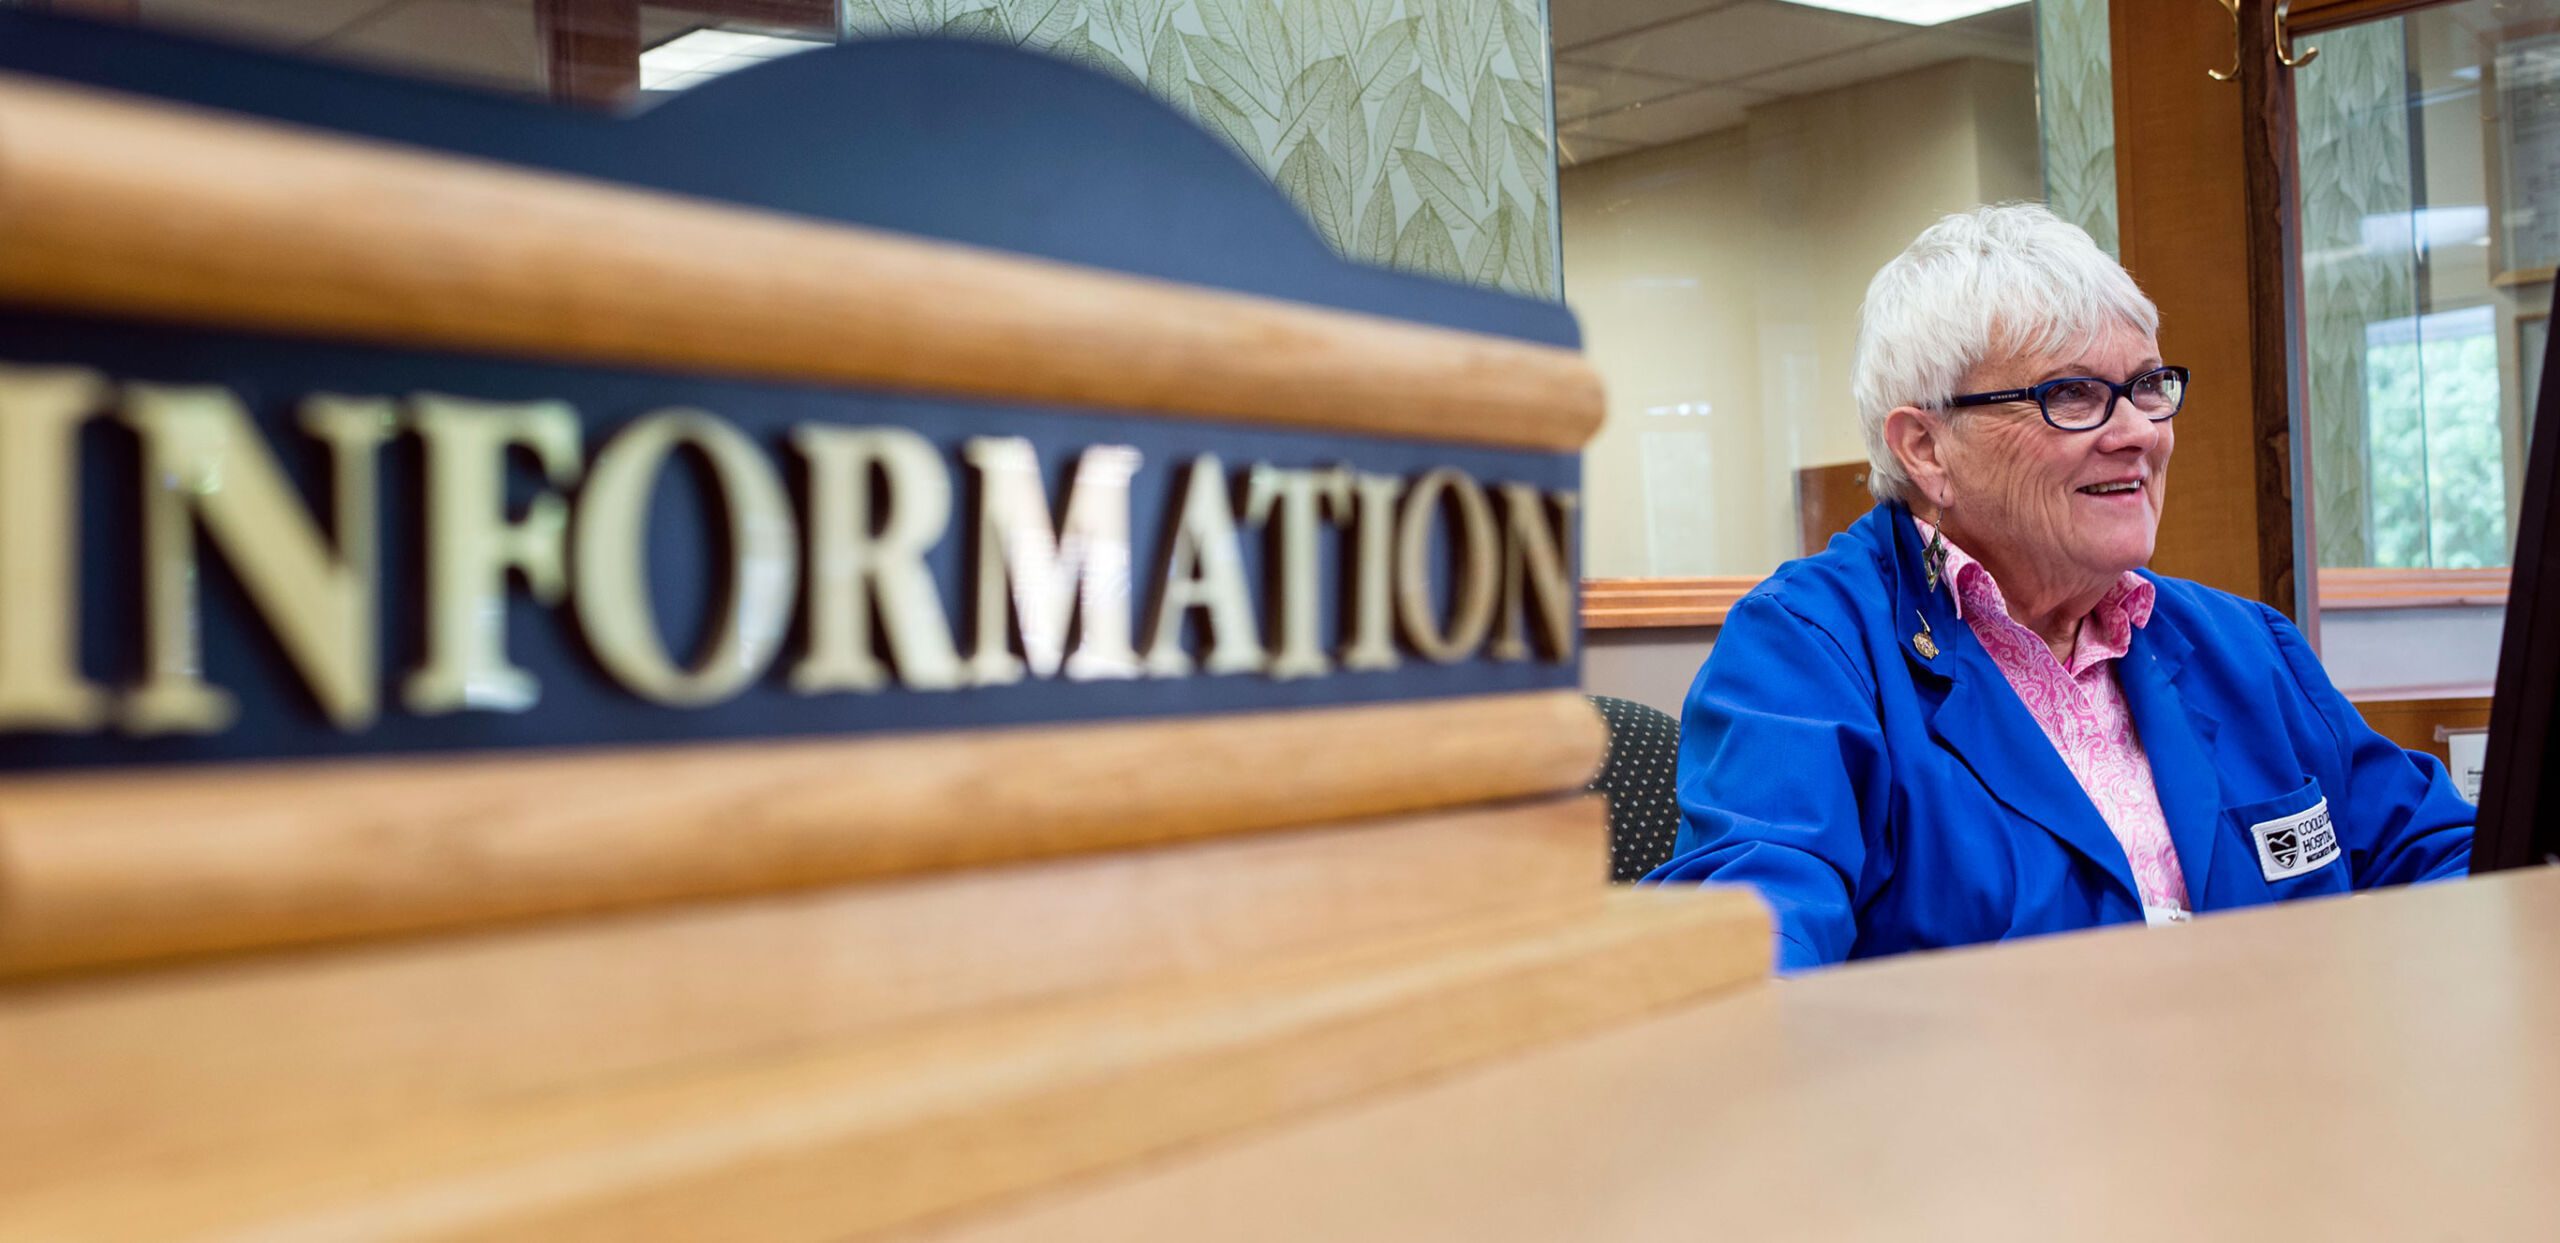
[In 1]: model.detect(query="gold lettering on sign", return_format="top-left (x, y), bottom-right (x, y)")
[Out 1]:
top-left (1143, 454), bottom-right (1263, 678)
top-left (405, 395), bottom-right (582, 714)
top-left (121, 386), bottom-right (391, 733)
top-left (1491, 484), bottom-right (1579, 662)
top-left (1338, 471), bottom-right (1403, 673)
top-left (0, 366), bottom-right (110, 730)
top-left (1243, 464), bottom-right (1352, 681)
top-left (572, 410), bottom-right (798, 706)
top-left (0, 354), bottom-right (1595, 740)
top-left (791, 425), bottom-right (963, 693)
top-left (962, 437), bottom-right (1143, 686)
top-left (1393, 467), bottom-right (1498, 665)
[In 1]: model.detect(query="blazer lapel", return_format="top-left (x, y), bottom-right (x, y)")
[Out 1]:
top-left (2115, 597), bottom-right (2227, 897)
top-left (1884, 506), bottom-right (2141, 903)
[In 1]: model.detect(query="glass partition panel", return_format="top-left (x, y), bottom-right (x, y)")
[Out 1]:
top-left (1554, 0), bottom-right (2105, 579)
top-left (2295, 0), bottom-right (2560, 572)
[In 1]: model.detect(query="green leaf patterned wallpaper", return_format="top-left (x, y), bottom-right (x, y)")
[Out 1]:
top-left (840, 0), bottom-right (1560, 298)
top-left (2036, 0), bottom-right (2118, 257)
top-left (2295, 22), bottom-right (2417, 569)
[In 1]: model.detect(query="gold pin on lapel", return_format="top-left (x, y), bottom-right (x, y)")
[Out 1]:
top-left (1913, 610), bottom-right (1939, 660)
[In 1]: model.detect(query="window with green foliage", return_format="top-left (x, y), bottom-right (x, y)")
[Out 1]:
top-left (2295, 0), bottom-right (2558, 573)
top-left (2363, 307), bottom-right (2511, 569)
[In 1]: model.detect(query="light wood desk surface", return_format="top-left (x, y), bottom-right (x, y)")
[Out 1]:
top-left (926, 868), bottom-right (2560, 1242)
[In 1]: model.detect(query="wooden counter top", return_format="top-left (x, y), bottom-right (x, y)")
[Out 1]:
top-left (925, 867), bottom-right (2560, 1242)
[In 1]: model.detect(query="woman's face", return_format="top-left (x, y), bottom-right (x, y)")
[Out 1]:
top-left (1935, 320), bottom-right (2173, 600)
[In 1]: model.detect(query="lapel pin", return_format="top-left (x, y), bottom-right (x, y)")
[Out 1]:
top-left (1913, 610), bottom-right (1939, 660)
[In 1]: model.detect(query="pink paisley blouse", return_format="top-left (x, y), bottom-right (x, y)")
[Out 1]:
top-left (1918, 519), bottom-right (2191, 923)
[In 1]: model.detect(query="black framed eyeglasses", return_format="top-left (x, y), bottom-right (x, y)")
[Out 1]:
top-left (1946, 365), bottom-right (2189, 432)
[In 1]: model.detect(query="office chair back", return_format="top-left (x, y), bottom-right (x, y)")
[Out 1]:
top-left (1587, 695), bottom-right (1683, 882)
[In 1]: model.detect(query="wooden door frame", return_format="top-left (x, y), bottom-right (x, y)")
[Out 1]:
top-left (2125, 0), bottom-right (2529, 640)
top-left (2288, 0), bottom-right (2440, 32)
top-left (2112, 0), bottom-right (2316, 626)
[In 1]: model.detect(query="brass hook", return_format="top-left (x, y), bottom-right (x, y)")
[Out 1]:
top-left (2275, 0), bottom-right (2319, 68)
top-left (2208, 0), bottom-right (2241, 82)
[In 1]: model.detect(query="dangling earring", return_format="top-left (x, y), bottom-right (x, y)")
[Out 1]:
top-left (1923, 521), bottom-right (1949, 595)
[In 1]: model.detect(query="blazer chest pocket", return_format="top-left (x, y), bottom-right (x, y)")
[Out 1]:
top-left (2225, 778), bottom-right (2346, 894)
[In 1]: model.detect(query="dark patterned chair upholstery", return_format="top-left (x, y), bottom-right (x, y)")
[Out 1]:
top-left (1586, 695), bottom-right (1684, 882)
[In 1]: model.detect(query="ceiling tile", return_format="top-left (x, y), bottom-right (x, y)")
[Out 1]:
top-left (1922, 17), bottom-right (2037, 65)
top-left (1725, 32), bottom-right (1949, 94)
top-left (1943, 2), bottom-right (2036, 44)
top-left (1555, 60), bottom-right (1699, 120)
top-left (1553, 0), bottom-right (1739, 54)
top-left (1567, 0), bottom-right (1905, 84)
top-left (1559, 134), bottom-right (1645, 168)
top-left (1565, 84), bottom-right (1763, 146)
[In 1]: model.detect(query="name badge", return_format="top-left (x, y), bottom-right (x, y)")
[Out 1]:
top-left (2250, 796), bottom-right (2340, 883)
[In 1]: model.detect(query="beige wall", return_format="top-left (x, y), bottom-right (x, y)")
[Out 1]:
top-left (1564, 130), bottom-right (1765, 578)
top-left (1565, 57), bottom-right (2040, 578)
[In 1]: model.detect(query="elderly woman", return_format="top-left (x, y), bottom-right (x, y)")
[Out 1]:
top-left (1647, 204), bottom-right (2474, 970)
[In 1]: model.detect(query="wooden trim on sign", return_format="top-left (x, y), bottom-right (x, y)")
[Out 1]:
top-left (0, 796), bottom-right (1618, 1196)
top-left (0, 690), bottom-right (1607, 978)
top-left (1580, 577), bottom-right (1757, 630)
top-left (0, 75), bottom-right (1602, 452)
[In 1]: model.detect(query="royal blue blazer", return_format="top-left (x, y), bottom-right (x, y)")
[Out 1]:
top-left (1645, 503), bottom-right (2475, 970)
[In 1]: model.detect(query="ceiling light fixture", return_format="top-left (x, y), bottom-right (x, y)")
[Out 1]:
top-left (1776, 0), bottom-right (2024, 26)
top-left (639, 28), bottom-right (829, 93)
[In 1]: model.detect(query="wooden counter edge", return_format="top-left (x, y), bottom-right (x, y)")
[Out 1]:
top-left (0, 887), bottom-right (1769, 1243)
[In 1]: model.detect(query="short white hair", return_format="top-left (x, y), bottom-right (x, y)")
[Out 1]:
top-left (1852, 203), bottom-right (2160, 502)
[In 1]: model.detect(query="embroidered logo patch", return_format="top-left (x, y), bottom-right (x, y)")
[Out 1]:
top-left (2250, 797), bottom-right (2340, 883)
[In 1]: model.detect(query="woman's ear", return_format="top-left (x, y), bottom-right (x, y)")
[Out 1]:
top-left (1884, 405), bottom-right (1951, 509)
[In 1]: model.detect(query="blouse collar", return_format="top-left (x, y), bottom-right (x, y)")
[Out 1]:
top-left (1912, 516), bottom-right (2155, 674)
